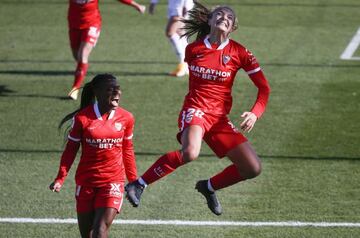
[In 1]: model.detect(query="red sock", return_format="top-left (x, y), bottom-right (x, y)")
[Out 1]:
top-left (209, 164), bottom-right (244, 190)
top-left (119, 0), bottom-right (133, 5)
top-left (142, 151), bottom-right (184, 185)
top-left (72, 62), bottom-right (88, 89)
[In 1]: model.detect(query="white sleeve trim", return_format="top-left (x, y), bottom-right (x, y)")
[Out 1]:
top-left (124, 134), bottom-right (133, 140)
top-left (246, 67), bottom-right (261, 75)
top-left (68, 135), bottom-right (81, 142)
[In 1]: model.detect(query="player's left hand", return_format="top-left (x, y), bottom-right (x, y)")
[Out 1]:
top-left (240, 112), bottom-right (257, 132)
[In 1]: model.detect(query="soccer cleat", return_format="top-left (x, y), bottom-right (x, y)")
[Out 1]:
top-left (125, 180), bottom-right (145, 207)
top-left (195, 180), bottom-right (222, 216)
top-left (68, 87), bottom-right (79, 100)
top-left (169, 63), bottom-right (189, 77)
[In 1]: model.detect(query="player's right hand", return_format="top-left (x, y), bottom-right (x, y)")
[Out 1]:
top-left (49, 181), bottom-right (62, 193)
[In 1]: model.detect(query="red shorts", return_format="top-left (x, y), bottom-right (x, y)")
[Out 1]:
top-left (75, 182), bottom-right (124, 213)
top-left (177, 107), bottom-right (248, 158)
top-left (69, 25), bottom-right (101, 50)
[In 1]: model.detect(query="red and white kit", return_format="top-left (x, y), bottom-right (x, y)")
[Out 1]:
top-left (68, 0), bottom-right (102, 49)
top-left (55, 103), bottom-right (137, 212)
top-left (178, 35), bottom-right (270, 157)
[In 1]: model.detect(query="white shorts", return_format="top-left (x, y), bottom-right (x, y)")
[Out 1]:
top-left (168, 0), bottom-right (194, 18)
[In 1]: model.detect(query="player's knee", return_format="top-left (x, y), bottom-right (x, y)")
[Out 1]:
top-left (93, 222), bottom-right (109, 238)
top-left (245, 161), bottom-right (262, 179)
top-left (181, 148), bottom-right (199, 163)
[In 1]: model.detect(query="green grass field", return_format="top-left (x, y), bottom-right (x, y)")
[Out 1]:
top-left (0, 0), bottom-right (360, 237)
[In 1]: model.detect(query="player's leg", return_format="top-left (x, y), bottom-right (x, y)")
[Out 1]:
top-left (197, 118), bottom-right (252, 215)
top-left (77, 212), bottom-right (95, 238)
top-left (119, 0), bottom-right (146, 14)
top-left (68, 26), bottom-right (100, 100)
top-left (91, 208), bottom-right (118, 238)
top-left (167, 0), bottom-right (189, 77)
top-left (125, 125), bottom-right (203, 207)
top-left (91, 183), bottom-right (123, 237)
top-left (75, 185), bottom-right (96, 237)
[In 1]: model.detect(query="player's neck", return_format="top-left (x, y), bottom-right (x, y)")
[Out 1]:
top-left (208, 32), bottom-right (229, 45)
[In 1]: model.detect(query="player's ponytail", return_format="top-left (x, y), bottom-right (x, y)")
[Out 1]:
top-left (58, 81), bottom-right (95, 130)
top-left (181, 1), bottom-right (211, 40)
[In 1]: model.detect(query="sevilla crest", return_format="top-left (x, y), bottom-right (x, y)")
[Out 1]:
top-left (223, 55), bottom-right (231, 64)
top-left (115, 122), bottom-right (122, 131)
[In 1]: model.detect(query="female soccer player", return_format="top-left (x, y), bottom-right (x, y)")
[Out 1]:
top-left (49, 74), bottom-right (138, 237)
top-left (125, 2), bottom-right (271, 216)
top-left (67, 0), bottom-right (146, 100)
top-left (149, 0), bottom-right (194, 77)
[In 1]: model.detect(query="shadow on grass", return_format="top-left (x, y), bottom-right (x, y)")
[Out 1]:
top-left (0, 85), bottom-right (71, 100)
top-left (0, 70), bottom-right (169, 77)
top-left (0, 60), bottom-right (359, 69)
top-left (0, 148), bottom-right (359, 161)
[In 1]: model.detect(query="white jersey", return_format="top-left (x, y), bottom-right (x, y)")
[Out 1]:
top-left (168, 0), bottom-right (193, 18)
top-left (151, 0), bottom-right (194, 18)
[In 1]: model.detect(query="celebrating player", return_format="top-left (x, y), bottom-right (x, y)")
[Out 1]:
top-left (149, 0), bottom-right (194, 77)
top-left (49, 74), bottom-right (138, 237)
top-left (67, 0), bottom-right (146, 100)
top-left (125, 2), bottom-right (271, 215)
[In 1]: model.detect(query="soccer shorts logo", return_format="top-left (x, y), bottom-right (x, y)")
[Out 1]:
top-left (110, 183), bottom-right (121, 197)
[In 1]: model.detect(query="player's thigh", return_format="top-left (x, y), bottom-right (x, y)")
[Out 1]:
top-left (180, 125), bottom-right (203, 161)
top-left (166, 16), bottom-right (183, 36)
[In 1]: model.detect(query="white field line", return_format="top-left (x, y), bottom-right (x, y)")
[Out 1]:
top-left (340, 27), bottom-right (360, 60)
top-left (1, 218), bottom-right (360, 227)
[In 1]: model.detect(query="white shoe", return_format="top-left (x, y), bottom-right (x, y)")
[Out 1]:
top-left (170, 63), bottom-right (189, 77)
top-left (68, 87), bottom-right (79, 100)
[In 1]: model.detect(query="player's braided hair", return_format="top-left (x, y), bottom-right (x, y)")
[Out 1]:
top-left (58, 74), bottom-right (118, 131)
top-left (181, 1), bottom-right (238, 40)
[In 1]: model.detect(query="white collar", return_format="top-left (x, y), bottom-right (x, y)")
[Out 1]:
top-left (204, 35), bottom-right (230, 50)
top-left (94, 102), bottom-right (115, 121)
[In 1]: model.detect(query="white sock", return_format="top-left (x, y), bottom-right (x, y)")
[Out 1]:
top-left (138, 177), bottom-right (148, 187)
top-left (169, 34), bottom-right (186, 63)
top-left (207, 179), bottom-right (215, 192)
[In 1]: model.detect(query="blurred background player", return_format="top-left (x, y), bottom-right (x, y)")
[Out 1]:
top-left (149, 0), bottom-right (194, 77)
top-left (50, 74), bottom-right (138, 237)
top-left (67, 0), bottom-right (146, 100)
top-left (125, 2), bottom-right (271, 215)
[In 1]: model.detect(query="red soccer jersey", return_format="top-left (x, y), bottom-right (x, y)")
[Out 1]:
top-left (184, 36), bottom-right (269, 116)
top-left (56, 103), bottom-right (137, 187)
top-left (68, 0), bottom-right (101, 29)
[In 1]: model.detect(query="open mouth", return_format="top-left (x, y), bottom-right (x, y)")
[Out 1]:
top-left (110, 97), bottom-right (120, 106)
